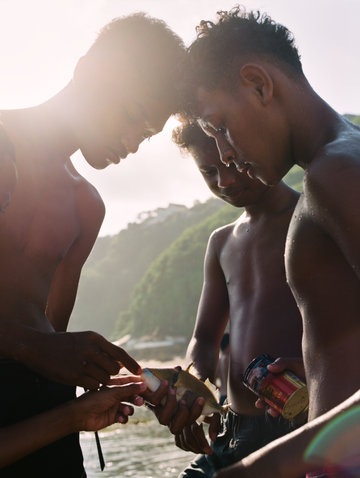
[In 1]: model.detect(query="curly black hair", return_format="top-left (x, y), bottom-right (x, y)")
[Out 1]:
top-left (172, 118), bottom-right (216, 158)
top-left (180, 5), bottom-right (303, 116)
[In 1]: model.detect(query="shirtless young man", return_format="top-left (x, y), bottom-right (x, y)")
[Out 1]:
top-left (170, 120), bottom-right (303, 477)
top-left (0, 13), bottom-right (185, 477)
top-left (180, 6), bottom-right (360, 477)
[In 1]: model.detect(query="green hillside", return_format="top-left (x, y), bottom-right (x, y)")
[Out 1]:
top-left (69, 199), bottom-right (225, 338)
top-left (112, 203), bottom-right (241, 341)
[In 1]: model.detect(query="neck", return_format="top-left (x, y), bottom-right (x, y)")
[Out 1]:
top-left (0, 81), bottom-right (80, 161)
top-left (244, 181), bottom-right (300, 219)
top-left (283, 79), bottom-right (342, 169)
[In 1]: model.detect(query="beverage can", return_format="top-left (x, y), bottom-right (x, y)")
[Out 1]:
top-left (243, 354), bottom-right (308, 420)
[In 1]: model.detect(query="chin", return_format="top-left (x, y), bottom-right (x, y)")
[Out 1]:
top-left (81, 150), bottom-right (109, 170)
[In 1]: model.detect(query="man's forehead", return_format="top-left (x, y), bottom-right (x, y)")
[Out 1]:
top-left (196, 87), bottom-right (226, 125)
top-left (109, 71), bottom-right (173, 134)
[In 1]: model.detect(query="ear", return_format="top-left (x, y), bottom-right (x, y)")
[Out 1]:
top-left (240, 64), bottom-right (273, 106)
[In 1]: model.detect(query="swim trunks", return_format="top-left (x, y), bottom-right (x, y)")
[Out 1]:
top-left (179, 406), bottom-right (299, 477)
top-left (0, 360), bottom-right (85, 478)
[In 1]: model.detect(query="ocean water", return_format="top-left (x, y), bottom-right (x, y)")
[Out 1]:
top-left (81, 406), bottom-right (193, 478)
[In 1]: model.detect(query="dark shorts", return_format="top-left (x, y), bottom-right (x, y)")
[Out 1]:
top-left (306, 466), bottom-right (360, 478)
top-left (179, 407), bottom-right (299, 478)
top-left (0, 359), bottom-right (85, 478)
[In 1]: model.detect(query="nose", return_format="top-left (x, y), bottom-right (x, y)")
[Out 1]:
top-left (120, 134), bottom-right (140, 154)
top-left (215, 137), bottom-right (236, 166)
top-left (120, 121), bottom-right (147, 155)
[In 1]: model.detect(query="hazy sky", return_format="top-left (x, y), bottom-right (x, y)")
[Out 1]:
top-left (1, 0), bottom-right (359, 236)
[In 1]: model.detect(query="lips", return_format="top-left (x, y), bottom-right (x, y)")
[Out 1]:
top-left (107, 145), bottom-right (129, 163)
top-left (222, 188), bottom-right (245, 200)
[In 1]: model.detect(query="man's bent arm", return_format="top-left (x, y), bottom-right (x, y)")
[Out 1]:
top-left (187, 229), bottom-right (230, 383)
top-left (46, 176), bottom-right (105, 332)
top-left (174, 230), bottom-right (230, 453)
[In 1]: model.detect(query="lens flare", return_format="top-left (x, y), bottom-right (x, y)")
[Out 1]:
top-left (305, 405), bottom-right (360, 473)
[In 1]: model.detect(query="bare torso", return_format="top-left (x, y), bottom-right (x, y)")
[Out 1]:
top-left (217, 186), bottom-right (303, 415)
top-left (286, 119), bottom-right (360, 420)
top-left (0, 108), bottom-right (105, 333)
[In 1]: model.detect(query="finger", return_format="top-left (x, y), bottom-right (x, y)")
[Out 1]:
top-left (267, 407), bottom-right (280, 417)
top-left (117, 414), bottom-right (129, 424)
top-left (118, 393), bottom-right (144, 407)
top-left (267, 357), bottom-right (305, 379)
top-left (169, 400), bottom-right (190, 434)
top-left (108, 375), bottom-right (143, 386)
top-left (155, 389), bottom-right (178, 426)
top-left (83, 362), bottom-right (112, 387)
top-left (140, 380), bottom-right (168, 406)
top-left (208, 414), bottom-right (221, 442)
top-left (134, 396), bottom-right (144, 406)
top-left (255, 398), bottom-right (266, 409)
top-left (174, 434), bottom-right (186, 451)
top-left (110, 381), bottom-right (147, 401)
top-left (185, 397), bottom-right (204, 427)
top-left (184, 423), bottom-right (212, 454)
top-left (118, 404), bottom-right (133, 416)
top-left (175, 432), bottom-right (191, 452)
top-left (102, 342), bottom-right (141, 375)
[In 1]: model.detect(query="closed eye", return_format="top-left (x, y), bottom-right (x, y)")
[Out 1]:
top-left (199, 168), bottom-right (216, 177)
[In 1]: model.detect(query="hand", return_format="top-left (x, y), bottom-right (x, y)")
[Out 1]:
top-left (140, 382), bottom-right (206, 435)
top-left (27, 330), bottom-right (141, 390)
top-left (255, 357), bottom-right (305, 417)
top-left (75, 376), bottom-right (147, 431)
top-left (175, 413), bottom-right (221, 455)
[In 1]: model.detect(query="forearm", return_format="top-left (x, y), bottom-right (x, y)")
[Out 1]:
top-left (0, 319), bottom-right (43, 363)
top-left (222, 390), bottom-right (360, 478)
top-left (186, 335), bottom-right (219, 383)
top-left (0, 399), bottom-right (81, 468)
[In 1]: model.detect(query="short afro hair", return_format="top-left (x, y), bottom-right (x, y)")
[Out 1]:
top-left (180, 5), bottom-right (303, 116)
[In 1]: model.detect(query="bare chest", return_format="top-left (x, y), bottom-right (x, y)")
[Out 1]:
top-left (0, 162), bottom-right (80, 268)
top-left (220, 221), bottom-right (289, 302)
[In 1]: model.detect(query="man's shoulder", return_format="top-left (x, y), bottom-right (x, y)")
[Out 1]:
top-left (68, 166), bottom-right (105, 225)
top-left (305, 130), bottom-right (360, 193)
top-left (209, 214), bottom-right (243, 241)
